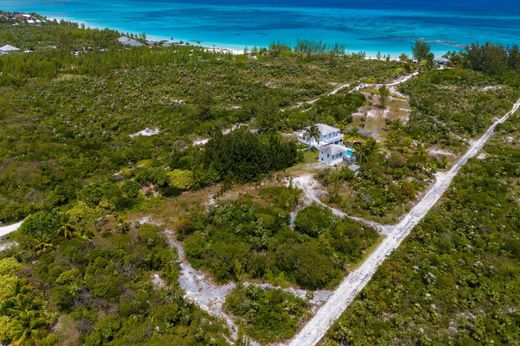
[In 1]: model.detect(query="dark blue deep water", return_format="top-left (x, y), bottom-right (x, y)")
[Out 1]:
top-left (3, 0), bottom-right (520, 56)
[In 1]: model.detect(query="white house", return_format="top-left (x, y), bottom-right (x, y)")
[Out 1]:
top-left (117, 36), bottom-right (145, 47)
top-left (319, 144), bottom-right (356, 166)
top-left (299, 123), bottom-right (344, 148)
top-left (0, 45), bottom-right (21, 54)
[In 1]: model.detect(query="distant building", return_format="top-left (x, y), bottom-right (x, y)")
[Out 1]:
top-left (435, 56), bottom-right (450, 65)
top-left (0, 45), bottom-right (21, 54)
top-left (299, 123), bottom-right (344, 148)
top-left (319, 144), bottom-right (356, 166)
top-left (14, 13), bottom-right (31, 21)
top-left (117, 36), bottom-right (145, 47)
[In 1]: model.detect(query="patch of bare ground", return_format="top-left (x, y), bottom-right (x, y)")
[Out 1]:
top-left (53, 314), bottom-right (81, 346)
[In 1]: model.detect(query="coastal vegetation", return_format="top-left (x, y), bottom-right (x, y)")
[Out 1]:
top-left (2, 9), bottom-right (520, 345)
top-left (2, 220), bottom-right (230, 345)
top-left (0, 12), bottom-right (404, 224)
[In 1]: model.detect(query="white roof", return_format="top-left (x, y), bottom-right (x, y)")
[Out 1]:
top-left (316, 123), bottom-right (340, 135)
top-left (320, 144), bottom-right (352, 156)
top-left (118, 36), bottom-right (145, 47)
top-left (0, 44), bottom-right (20, 52)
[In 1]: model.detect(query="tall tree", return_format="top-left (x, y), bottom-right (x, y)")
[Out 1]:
top-left (378, 85), bottom-right (389, 108)
top-left (412, 39), bottom-right (431, 62)
top-left (306, 124), bottom-right (321, 143)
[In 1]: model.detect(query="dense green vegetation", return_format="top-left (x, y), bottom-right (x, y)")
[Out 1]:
top-left (0, 12), bottom-right (122, 50)
top-left (2, 218), bottom-right (229, 345)
top-left (204, 129), bottom-right (299, 182)
top-left (0, 257), bottom-right (56, 345)
top-left (402, 68), bottom-right (518, 148)
top-left (0, 13), bottom-right (404, 223)
top-left (453, 43), bottom-right (520, 86)
top-left (226, 285), bottom-right (309, 344)
top-left (3, 11), bottom-right (520, 346)
top-left (183, 190), bottom-right (378, 290)
top-left (324, 111), bottom-right (520, 345)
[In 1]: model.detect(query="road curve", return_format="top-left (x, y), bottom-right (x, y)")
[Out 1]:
top-left (287, 98), bottom-right (520, 346)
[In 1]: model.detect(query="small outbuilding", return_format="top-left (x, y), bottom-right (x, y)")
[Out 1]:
top-left (348, 164), bottom-right (361, 173)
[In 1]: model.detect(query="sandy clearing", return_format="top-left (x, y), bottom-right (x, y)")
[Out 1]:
top-left (428, 147), bottom-right (456, 157)
top-left (130, 127), bottom-right (160, 138)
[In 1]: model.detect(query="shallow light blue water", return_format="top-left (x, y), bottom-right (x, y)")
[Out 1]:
top-left (2, 0), bottom-right (520, 56)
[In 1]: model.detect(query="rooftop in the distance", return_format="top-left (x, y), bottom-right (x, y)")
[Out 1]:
top-left (118, 36), bottom-right (145, 47)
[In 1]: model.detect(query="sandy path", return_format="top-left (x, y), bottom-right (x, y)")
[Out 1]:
top-left (0, 221), bottom-right (23, 238)
top-left (161, 224), bottom-right (333, 343)
top-left (350, 71), bottom-right (419, 93)
top-left (291, 175), bottom-right (387, 233)
top-left (287, 98), bottom-right (520, 346)
top-left (282, 83), bottom-right (351, 112)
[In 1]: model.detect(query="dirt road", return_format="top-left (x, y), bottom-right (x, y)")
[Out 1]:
top-left (287, 98), bottom-right (520, 346)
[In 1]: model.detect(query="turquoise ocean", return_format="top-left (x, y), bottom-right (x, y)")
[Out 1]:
top-left (2, 0), bottom-right (520, 57)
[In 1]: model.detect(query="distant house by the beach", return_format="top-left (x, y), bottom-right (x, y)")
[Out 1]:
top-left (299, 123), bottom-right (344, 148)
top-left (435, 56), bottom-right (450, 65)
top-left (14, 13), bottom-right (31, 21)
top-left (0, 45), bottom-right (21, 54)
top-left (319, 144), bottom-right (356, 166)
top-left (13, 13), bottom-right (42, 24)
top-left (117, 36), bottom-right (145, 47)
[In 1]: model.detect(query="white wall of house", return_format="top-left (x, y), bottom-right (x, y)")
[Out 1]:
top-left (319, 150), bottom-right (344, 166)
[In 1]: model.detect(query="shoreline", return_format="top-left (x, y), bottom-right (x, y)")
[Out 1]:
top-left (45, 15), bottom-right (247, 55)
top-left (29, 12), bottom-right (459, 58)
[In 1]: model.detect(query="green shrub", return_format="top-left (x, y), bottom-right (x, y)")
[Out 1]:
top-left (225, 285), bottom-right (308, 343)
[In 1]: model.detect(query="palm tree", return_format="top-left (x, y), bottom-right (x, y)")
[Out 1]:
top-left (305, 124), bottom-right (321, 146)
top-left (60, 223), bottom-right (76, 239)
top-left (9, 309), bottom-right (48, 346)
top-left (356, 137), bottom-right (378, 163)
top-left (1, 293), bottom-right (48, 346)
